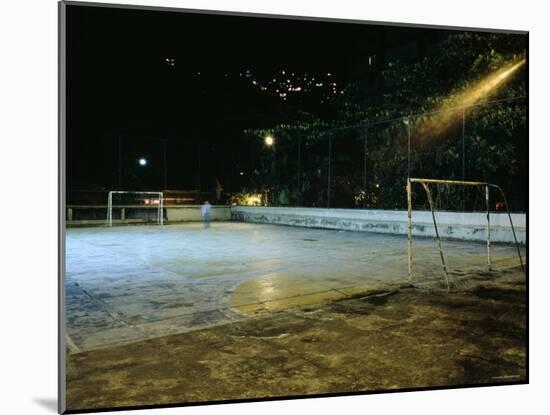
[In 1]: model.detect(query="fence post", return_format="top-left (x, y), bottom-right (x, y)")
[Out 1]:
top-left (363, 128), bottom-right (368, 208)
top-left (297, 135), bottom-right (301, 207)
top-left (160, 193), bottom-right (164, 225)
top-left (163, 138), bottom-right (168, 190)
top-left (118, 136), bottom-right (122, 188)
top-left (407, 178), bottom-right (413, 283)
top-left (485, 184), bottom-right (491, 270)
top-left (273, 140), bottom-right (277, 206)
top-left (327, 134), bottom-right (332, 208)
top-left (406, 118), bottom-right (411, 179)
top-left (462, 109), bottom-right (466, 212)
top-left (107, 191), bottom-right (112, 227)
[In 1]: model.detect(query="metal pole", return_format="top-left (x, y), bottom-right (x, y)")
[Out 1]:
top-left (160, 192), bottom-right (164, 225)
top-left (407, 178), bottom-right (413, 283)
top-left (421, 182), bottom-right (450, 292)
top-left (407, 118), bottom-right (411, 179)
top-left (327, 134), bottom-right (332, 208)
top-left (491, 184), bottom-right (525, 273)
top-left (410, 178), bottom-right (488, 186)
top-left (111, 192), bottom-right (113, 227)
top-left (163, 139), bottom-right (167, 190)
top-left (297, 135), bottom-right (301, 207)
top-left (197, 142), bottom-right (201, 193)
top-left (485, 184), bottom-right (492, 270)
top-left (107, 191), bottom-right (112, 227)
top-left (462, 109), bottom-right (466, 212)
top-left (156, 193), bottom-right (160, 224)
top-left (363, 128), bottom-right (368, 209)
top-left (118, 136), bottom-right (122, 188)
top-left (272, 141), bottom-right (276, 206)
top-left (250, 137), bottom-right (254, 186)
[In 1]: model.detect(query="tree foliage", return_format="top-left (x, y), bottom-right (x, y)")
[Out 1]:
top-left (242, 32), bottom-right (527, 211)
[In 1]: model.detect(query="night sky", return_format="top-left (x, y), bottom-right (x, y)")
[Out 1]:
top-left (65, 4), bottom-right (441, 197)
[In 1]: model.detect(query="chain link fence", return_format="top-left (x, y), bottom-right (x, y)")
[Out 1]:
top-left (245, 97), bottom-right (526, 212)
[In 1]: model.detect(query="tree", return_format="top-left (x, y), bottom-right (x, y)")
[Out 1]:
top-left (242, 32), bottom-right (527, 211)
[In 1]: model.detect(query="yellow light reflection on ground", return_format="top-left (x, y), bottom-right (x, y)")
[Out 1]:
top-left (231, 272), bottom-right (387, 314)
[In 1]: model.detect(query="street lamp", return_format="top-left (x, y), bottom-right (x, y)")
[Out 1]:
top-left (263, 135), bottom-right (276, 204)
top-left (138, 157), bottom-right (147, 166)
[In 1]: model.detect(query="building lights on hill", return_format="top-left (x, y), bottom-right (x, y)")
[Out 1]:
top-left (184, 67), bottom-right (343, 103)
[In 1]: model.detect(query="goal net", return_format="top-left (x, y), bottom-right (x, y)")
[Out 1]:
top-left (406, 178), bottom-right (523, 292)
top-left (106, 191), bottom-right (164, 227)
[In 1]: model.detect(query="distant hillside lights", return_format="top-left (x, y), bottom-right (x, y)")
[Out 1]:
top-left (178, 66), bottom-right (343, 102)
top-left (241, 68), bottom-right (342, 102)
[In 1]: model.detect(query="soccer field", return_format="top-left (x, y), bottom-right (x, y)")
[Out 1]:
top-left (65, 222), bottom-right (525, 353)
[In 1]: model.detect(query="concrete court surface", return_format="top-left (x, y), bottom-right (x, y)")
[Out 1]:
top-left (65, 221), bottom-right (525, 353)
top-left (66, 269), bottom-right (526, 410)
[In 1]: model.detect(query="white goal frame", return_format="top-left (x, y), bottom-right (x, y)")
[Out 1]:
top-left (407, 178), bottom-right (523, 292)
top-left (107, 191), bottom-right (164, 227)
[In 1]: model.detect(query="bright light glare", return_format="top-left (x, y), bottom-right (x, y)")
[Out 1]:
top-left (138, 158), bottom-right (147, 166)
top-left (265, 135), bottom-right (274, 146)
top-left (419, 57), bottom-right (526, 138)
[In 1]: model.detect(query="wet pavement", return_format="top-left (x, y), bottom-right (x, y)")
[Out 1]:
top-left (65, 222), bottom-right (525, 352)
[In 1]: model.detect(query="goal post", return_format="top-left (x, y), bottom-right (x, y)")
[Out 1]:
top-left (407, 178), bottom-right (524, 292)
top-left (107, 191), bottom-right (164, 227)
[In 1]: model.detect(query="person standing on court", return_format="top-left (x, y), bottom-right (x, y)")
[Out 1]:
top-left (201, 200), bottom-right (211, 228)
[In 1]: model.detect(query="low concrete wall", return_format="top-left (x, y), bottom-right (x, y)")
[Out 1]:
top-left (166, 205), bottom-right (231, 222)
top-left (231, 206), bottom-right (526, 244)
top-left (66, 205), bottom-right (231, 227)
